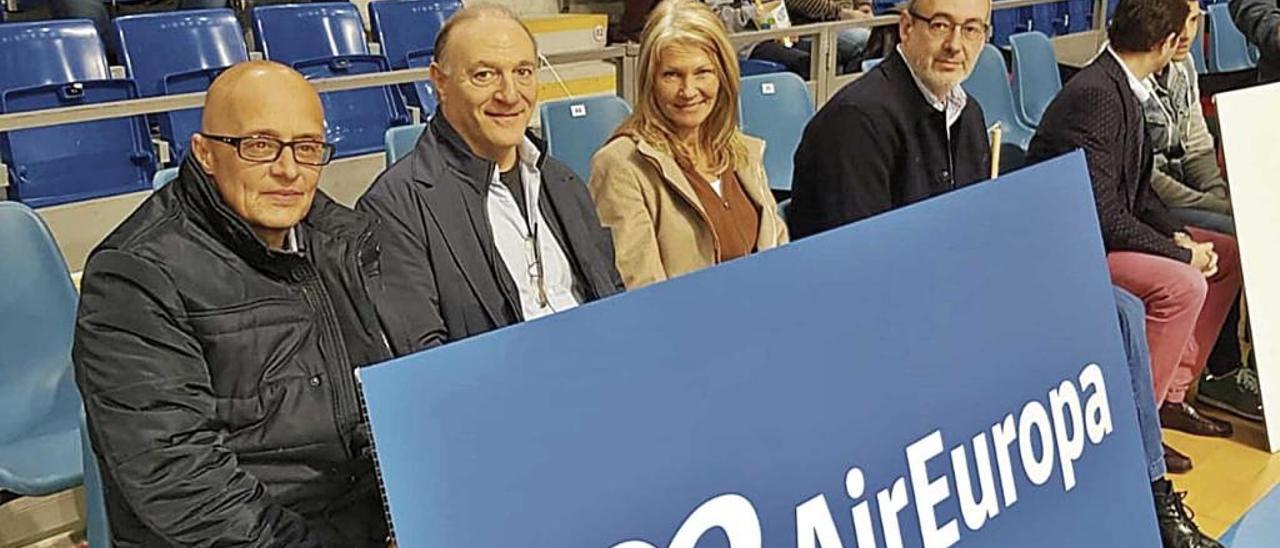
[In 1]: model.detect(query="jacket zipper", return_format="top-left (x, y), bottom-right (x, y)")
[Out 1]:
top-left (301, 274), bottom-right (358, 460)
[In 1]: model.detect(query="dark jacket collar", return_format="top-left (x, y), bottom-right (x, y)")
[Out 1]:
top-left (172, 155), bottom-right (374, 279)
top-left (416, 111), bottom-right (550, 194)
top-left (1093, 51), bottom-right (1133, 96)
top-left (881, 51), bottom-right (955, 115)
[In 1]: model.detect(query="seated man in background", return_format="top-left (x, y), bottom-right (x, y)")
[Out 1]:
top-left (75, 61), bottom-right (393, 547)
top-left (1229, 0), bottom-right (1280, 84)
top-left (1148, 0), bottom-right (1261, 422)
top-left (786, 0), bottom-right (991, 238)
top-left (1028, 0), bottom-right (1238, 544)
top-left (358, 5), bottom-right (624, 354)
top-left (788, 0), bottom-right (876, 73)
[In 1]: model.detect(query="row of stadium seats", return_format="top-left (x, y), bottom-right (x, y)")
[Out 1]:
top-left (0, 0), bottom-right (1260, 210)
top-left (0, 70), bottom-right (812, 548)
top-left (0, 1), bottom-right (458, 207)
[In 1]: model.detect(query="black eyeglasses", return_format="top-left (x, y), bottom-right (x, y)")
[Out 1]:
top-left (200, 133), bottom-right (336, 166)
top-left (908, 10), bottom-right (991, 42)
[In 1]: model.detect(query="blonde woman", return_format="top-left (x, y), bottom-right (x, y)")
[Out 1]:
top-left (589, 0), bottom-right (788, 289)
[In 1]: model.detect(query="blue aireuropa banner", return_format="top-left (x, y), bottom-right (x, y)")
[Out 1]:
top-left (360, 151), bottom-right (1161, 547)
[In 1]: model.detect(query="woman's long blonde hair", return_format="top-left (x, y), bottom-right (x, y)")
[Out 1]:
top-left (613, 0), bottom-right (747, 174)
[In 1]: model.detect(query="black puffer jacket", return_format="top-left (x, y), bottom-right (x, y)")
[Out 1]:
top-left (74, 157), bottom-right (393, 547)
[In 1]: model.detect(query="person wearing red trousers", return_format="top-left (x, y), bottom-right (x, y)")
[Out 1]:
top-left (1027, 0), bottom-right (1241, 474)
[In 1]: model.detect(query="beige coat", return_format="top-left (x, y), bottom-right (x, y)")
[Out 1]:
top-left (588, 134), bottom-right (789, 289)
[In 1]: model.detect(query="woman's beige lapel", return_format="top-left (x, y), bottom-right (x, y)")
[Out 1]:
top-left (589, 133), bottom-right (789, 289)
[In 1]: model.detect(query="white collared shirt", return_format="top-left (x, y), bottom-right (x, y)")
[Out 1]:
top-left (486, 137), bottom-right (581, 321)
top-left (284, 227), bottom-right (300, 253)
top-left (1103, 44), bottom-right (1153, 102)
top-left (896, 46), bottom-right (969, 131)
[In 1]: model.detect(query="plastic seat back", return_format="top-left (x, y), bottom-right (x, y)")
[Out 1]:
top-left (113, 9), bottom-right (248, 161)
top-left (369, 0), bottom-right (456, 69)
top-left (153, 167), bottom-right (179, 189)
top-left (1030, 3), bottom-right (1067, 36)
top-left (81, 409), bottom-right (112, 547)
top-left (294, 56), bottom-right (411, 158)
top-left (1, 80), bottom-right (155, 206)
top-left (405, 53), bottom-right (439, 115)
top-left (0, 202), bottom-right (77, 443)
top-left (254, 4), bottom-right (409, 158)
top-left (1065, 0), bottom-right (1092, 32)
top-left (739, 58), bottom-right (786, 76)
top-left (0, 20), bottom-right (109, 91)
top-left (1207, 4), bottom-right (1254, 72)
top-left (252, 2), bottom-right (368, 63)
top-left (992, 5), bottom-right (1031, 46)
top-left (386, 123), bottom-right (427, 166)
top-left (539, 95), bottom-right (632, 181)
top-left (1009, 31), bottom-right (1062, 127)
top-left (739, 72), bottom-right (814, 192)
top-left (369, 0), bottom-right (455, 111)
top-left (962, 44), bottom-right (1035, 149)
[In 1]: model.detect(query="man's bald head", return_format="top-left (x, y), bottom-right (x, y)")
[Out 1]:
top-left (201, 60), bottom-right (323, 135)
top-left (190, 60), bottom-right (327, 251)
top-left (433, 4), bottom-right (538, 71)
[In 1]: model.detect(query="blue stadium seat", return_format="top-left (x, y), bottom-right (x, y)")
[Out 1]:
top-left (0, 20), bottom-right (109, 92)
top-left (991, 5), bottom-right (1032, 46)
top-left (404, 53), bottom-right (439, 116)
top-left (369, 0), bottom-right (455, 68)
top-left (153, 167), bottom-right (179, 189)
top-left (81, 410), bottom-right (112, 548)
top-left (739, 58), bottom-right (786, 76)
top-left (1, 81), bottom-right (156, 206)
top-left (1065, 0), bottom-right (1092, 33)
top-left (0, 21), bottom-right (155, 206)
top-left (962, 44), bottom-right (1035, 150)
top-left (1009, 31), bottom-right (1062, 127)
top-left (1190, 29), bottom-right (1208, 73)
top-left (1206, 4), bottom-right (1254, 72)
top-left (0, 202), bottom-right (82, 497)
top-left (253, 3), bottom-right (410, 158)
top-left (252, 3), bottom-right (367, 64)
top-left (369, 0), bottom-right (457, 113)
top-left (739, 72), bottom-right (814, 192)
top-left (114, 9), bottom-right (248, 163)
top-left (1030, 2), bottom-right (1068, 36)
top-left (540, 95), bottom-right (632, 181)
top-left (385, 123), bottom-right (426, 166)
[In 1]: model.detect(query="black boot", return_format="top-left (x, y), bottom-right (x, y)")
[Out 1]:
top-left (1152, 479), bottom-right (1223, 548)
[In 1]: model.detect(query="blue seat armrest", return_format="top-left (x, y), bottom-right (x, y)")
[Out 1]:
top-left (405, 48), bottom-right (435, 68)
top-left (291, 53), bottom-right (392, 74)
top-left (0, 78), bottom-right (140, 113)
top-left (160, 66), bottom-right (231, 96)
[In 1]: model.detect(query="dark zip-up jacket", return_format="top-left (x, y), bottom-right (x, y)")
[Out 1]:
top-left (74, 156), bottom-right (393, 547)
top-left (357, 113), bottom-right (625, 355)
top-left (787, 51), bottom-right (992, 238)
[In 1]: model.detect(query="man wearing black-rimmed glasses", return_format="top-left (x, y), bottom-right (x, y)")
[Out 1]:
top-left (787, 0), bottom-right (993, 238)
top-left (74, 60), bottom-right (395, 547)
